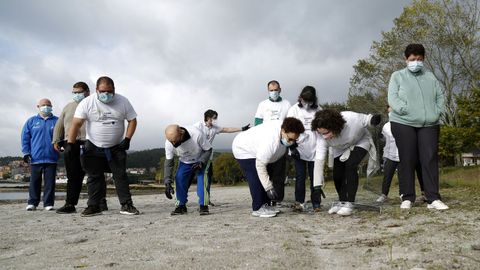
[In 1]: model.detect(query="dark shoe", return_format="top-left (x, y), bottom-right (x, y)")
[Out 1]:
top-left (208, 201), bottom-right (215, 206)
top-left (171, 205), bottom-right (187, 215)
top-left (100, 199), bottom-right (108, 212)
top-left (199, 205), bottom-right (209, 215)
top-left (56, 204), bottom-right (76, 214)
top-left (120, 204), bottom-right (140, 215)
top-left (81, 205), bottom-right (102, 217)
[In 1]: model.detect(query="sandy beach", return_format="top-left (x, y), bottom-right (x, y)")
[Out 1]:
top-left (1, 185), bottom-right (479, 270)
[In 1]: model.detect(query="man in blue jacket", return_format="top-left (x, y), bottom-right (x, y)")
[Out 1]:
top-left (21, 98), bottom-right (59, 211)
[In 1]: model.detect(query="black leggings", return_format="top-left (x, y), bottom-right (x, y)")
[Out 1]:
top-left (333, 147), bottom-right (368, 202)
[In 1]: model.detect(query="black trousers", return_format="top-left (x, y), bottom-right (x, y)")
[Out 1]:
top-left (64, 141), bottom-right (86, 205)
top-left (391, 122), bottom-right (441, 203)
top-left (268, 154), bottom-right (286, 202)
top-left (81, 140), bottom-right (133, 206)
top-left (381, 158), bottom-right (425, 196)
top-left (333, 147), bottom-right (368, 202)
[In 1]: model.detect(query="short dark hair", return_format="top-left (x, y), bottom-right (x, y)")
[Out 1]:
top-left (204, 109), bottom-right (218, 121)
top-left (267, 80), bottom-right (280, 88)
top-left (281, 117), bottom-right (305, 134)
top-left (297, 85), bottom-right (318, 109)
top-left (96, 76), bottom-right (115, 89)
top-left (73, 82), bottom-right (89, 92)
top-left (311, 109), bottom-right (346, 136)
top-left (404, 43), bottom-right (425, 58)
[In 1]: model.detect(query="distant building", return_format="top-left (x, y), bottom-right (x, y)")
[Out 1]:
top-left (462, 149), bottom-right (480, 166)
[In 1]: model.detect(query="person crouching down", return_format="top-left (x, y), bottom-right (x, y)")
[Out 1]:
top-left (312, 109), bottom-right (381, 216)
top-left (163, 125), bottom-right (213, 215)
top-left (232, 117), bottom-right (305, 218)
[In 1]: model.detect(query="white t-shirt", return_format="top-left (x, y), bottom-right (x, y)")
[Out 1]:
top-left (165, 126), bottom-right (212, 164)
top-left (287, 103), bottom-right (320, 161)
top-left (254, 98), bottom-right (291, 123)
top-left (382, 122), bottom-right (399, 161)
top-left (192, 121), bottom-right (223, 144)
top-left (232, 121), bottom-right (286, 163)
top-left (74, 93), bottom-right (137, 148)
top-left (315, 111), bottom-right (372, 160)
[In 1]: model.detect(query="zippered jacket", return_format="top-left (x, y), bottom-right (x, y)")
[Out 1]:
top-left (21, 114), bottom-right (59, 164)
top-left (388, 68), bottom-right (444, 127)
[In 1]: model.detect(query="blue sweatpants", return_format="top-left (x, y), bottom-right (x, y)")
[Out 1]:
top-left (175, 162), bottom-right (210, 206)
top-left (237, 158), bottom-right (269, 211)
top-left (28, 163), bottom-right (57, 207)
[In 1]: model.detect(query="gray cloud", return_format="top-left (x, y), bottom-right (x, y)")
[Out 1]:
top-left (0, 0), bottom-right (411, 156)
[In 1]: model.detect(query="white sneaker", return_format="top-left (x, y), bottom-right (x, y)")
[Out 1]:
top-left (400, 200), bottom-right (412, 209)
top-left (252, 204), bottom-right (277, 218)
top-left (26, 205), bottom-right (36, 211)
top-left (328, 202), bottom-right (344, 214)
top-left (376, 194), bottom-right (388, 203)
top-left (337, 202), bottom-right (354, 216)
top-left (427, 200), bottom-right (449, 210)
top-left (44, 206), bottom-right (54, 211)
top-left (266, 205), bottom-right (281, 214)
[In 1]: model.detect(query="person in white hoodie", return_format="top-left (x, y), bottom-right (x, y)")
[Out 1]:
top-left (312, 109), bottom-right (381, 216)
top-left (286, 86), bottom-right (322, 211)
top-left (232, 117), bottom-right (305, 218)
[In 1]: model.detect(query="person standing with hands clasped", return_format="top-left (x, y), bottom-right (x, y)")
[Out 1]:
top-left (21, 98), bottom-right (59, 211)
top-left (388, 43), bottom-right (448, 210)
top-left (67, 76), bottom-right (139, 216)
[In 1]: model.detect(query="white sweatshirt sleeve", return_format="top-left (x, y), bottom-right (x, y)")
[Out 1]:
top-left (255, 159), bottom-right (273, 191)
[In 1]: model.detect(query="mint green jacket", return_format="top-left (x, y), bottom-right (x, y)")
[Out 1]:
top-left (387, 68), bottom-right (444, 127)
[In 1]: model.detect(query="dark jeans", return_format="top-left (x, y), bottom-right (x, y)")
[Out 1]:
top-left (333, 147), bottom-right (368, 202)
top-left (64, 141), bottom-right (86, 205)
top-left (268, 154), bottom-right (286, 202)
top-left (294, 159), bottom-right (320, 207)
top-left (381, 159), bottom-right (425, 196)
top-left (28, 163), bottom-right (57, 206)
top-left (237, 158), bottom-right (270, 211)
top-left (391, 122), bottom-right (441, 203)
top-left (81, 140), bottom-right (132, 207)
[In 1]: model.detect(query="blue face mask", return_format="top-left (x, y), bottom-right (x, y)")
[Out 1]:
top-left (39, 105), bottom-right (52, 116)
top-left (280, 137), bottom-right (293, 147)
top-left (73, 92), bottom-right (85, 103)
top-left (98, 92), bottom-right (114, 104)
top-left (269, 91), bottom-right (280, 101)
top-left (407, 60), bottom-right (423, 73)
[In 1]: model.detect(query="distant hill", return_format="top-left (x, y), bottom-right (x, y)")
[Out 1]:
top-left (126, 148), bottom-right (165, 168)
top-left (1, 147), bottom-right (230, 169)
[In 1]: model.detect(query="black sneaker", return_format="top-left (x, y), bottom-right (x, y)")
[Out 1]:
top-left (81, 205), bottom-right (102, 217)
top-left (56, 204), bottom-right (76, 214)
top-left (171, 205), bottom-right (187, 215)
top-left (120, 204), bottom-right (140, 215)
top-left (199, 205), bottom-right (209, 215)
top-left (208, 201), bottom-right (215, 206)
top-left (100, 199), bottom-right (108, 212)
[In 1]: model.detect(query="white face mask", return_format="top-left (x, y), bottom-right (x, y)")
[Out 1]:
top-left (407, 60), bottom-right (423, 72)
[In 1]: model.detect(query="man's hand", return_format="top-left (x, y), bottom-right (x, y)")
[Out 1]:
top-left (370, 114), bottom-right (382, 126)
top-left (312, 186), bottom-right (326, 200)
top-left (241, 124), bottom-right (250, 131)
top-left (192, 162), bottom-right (204, 172)
top-left (164, 179), bottom-right (175, 199)
top-left (119, 137), bottom-right (131, 151)
top-left (266, 188), bottom-right (278, 201)
top-left (290, 146), bottom-right (301, 160)
top-left (64, 143), bottom-right (78, 160)
top-left (53, 140), bottom-right (65, 152)
top-left (23, 154), bottom-right (31, 164)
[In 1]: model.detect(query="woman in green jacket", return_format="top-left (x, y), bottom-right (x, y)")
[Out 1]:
top-left (387, 43), bottom-right (448, 210)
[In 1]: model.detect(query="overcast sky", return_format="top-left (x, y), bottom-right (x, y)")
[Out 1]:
top-left (0, 0), bottom-right (411, 156)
